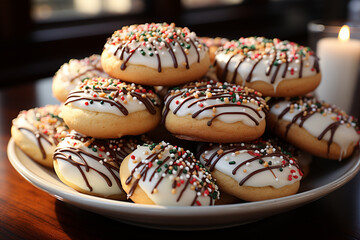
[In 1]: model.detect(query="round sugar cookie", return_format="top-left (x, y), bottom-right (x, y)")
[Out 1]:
top-left (267, 96), bottom-right (359, 160)
top-left (215, 37), bottom-right (321, 97)
top-left (120, 141), bottom-right (220, 206)
top-left (197, 139), bottom-right (303, 202)
top-left (52, 54), bottom-right (110, 102)
top-left (101, 22), bottom-right (210, 86)
top-left (53, 131), bottom-right (152, 199)
top-left (62, 77), bottom-right (162, 138)
top-left (162, 80), bottom-right (268, 143)
top-left (11, 105), bottom-right (69, 167)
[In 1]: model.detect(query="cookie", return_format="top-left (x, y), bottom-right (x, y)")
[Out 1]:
top-left (120, 142), bottom-right (220, 206)
top-left (200, 36), bottom-right (229, 63)
top-left (267, 96), bottom-right (360, 160)
top-left (197, 139), bottom-right (303, 201)
top-left (52, 54), bottom-right (110, 102)
top-left (162, 80), bottom-right (268, 143)
top-left (62, 77), bottom-right (162, 138)
top-left (215, 37), bottom-right (321, 97)
top-left (11, 105), bottom-right (69, 167)
top-left (101, 22), bottom-right (210, 86)
top-left (53, 131), bottom-right (152, 199)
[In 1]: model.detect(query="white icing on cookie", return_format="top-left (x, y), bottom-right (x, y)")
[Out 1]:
top-left (198, 142), bottom-right (303, 188)
top-left (269, 97), bottom-right (359, 159)
top-left (54, 54), bottom-right (109, 92)
top-left (104, 23), bottom-right (208, 70)
top-left (12, 105), bottom-right (69, 158)
top-left (54, 131), bottom-right (140, 198)
top-left (215, 37), bottom-right (320, 92)
top-left (163, 80), bottom-right (268, 126)
top-left (64, 77), bottom-right (160, 116)
top-left (125, 142), bottom-right (219, 206)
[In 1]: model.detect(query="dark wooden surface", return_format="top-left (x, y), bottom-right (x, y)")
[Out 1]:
top-left (0, 77), bottom-right (360, 240)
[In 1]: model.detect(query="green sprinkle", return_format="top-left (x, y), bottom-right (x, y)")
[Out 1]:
top-left (229, 161), bottom-right (236, 165)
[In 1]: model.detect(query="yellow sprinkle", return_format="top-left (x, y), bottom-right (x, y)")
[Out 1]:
top-left (224, 97), bottom-right (229, 104)
top-left (171, 189), bottom-right (177, 194)
top-left (99, 92), bottom-right (106, 98)
top-left (153, 188), bottom-right (158, 194)
top-left (243, 169), bottom-right (247, 173)
top-left (217, 149), bottom-right (224, 155)
top-left (263, 162), bottom-right (269, 168)
top-left (212, 107), bottom-right (216, 113)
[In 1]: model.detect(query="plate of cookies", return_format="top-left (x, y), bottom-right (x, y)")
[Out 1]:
top-left (8, 22), bottom-right (360, 230)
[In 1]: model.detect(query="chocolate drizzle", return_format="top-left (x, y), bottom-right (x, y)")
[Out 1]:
top-left (13, 106), bottom-right (68, 160)
top-left (106, 23), bottom-right (205, 72)
top-left (17, 127), bottom-right (53, 159)
top-left (125, 143), bottom-right (219, 206)
top-left (162, 80), bottom-right (268, 126)
top-left (54, 132), bottom-right (150, 193)
top-left (271, 96), bottom-right (357, 155)
top-left (199, 141), bottom-right (302, 186)
top-left (217, 37), bottom-right (320, 85)
top-left (64, 79), bottom-right (159, 115)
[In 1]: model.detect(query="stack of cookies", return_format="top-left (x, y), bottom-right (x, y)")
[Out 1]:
top-left (11, 22), bottom-right (360, 206)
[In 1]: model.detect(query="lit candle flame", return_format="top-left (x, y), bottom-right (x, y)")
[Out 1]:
top-left (338, 25), bottom-right (350, 41)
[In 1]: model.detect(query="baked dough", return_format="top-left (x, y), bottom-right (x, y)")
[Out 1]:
top-left (198, 140), bottom-right (302, 201)
top-left (62, 77), bottom-right (162, 138)
top-left (120, 142), bottom-right (220, 206)
top-left (101, 22), bottom-right (210, 86)
top-left (162, 80), bottom-right (268, 142)
top-left (215, 37), bottom-right (321, 97)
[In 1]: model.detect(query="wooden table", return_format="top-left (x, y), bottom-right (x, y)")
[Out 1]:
top-left (1, 77), bottom-right (359, 239)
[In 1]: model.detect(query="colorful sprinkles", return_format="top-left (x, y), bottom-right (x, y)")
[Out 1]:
top-left (64, 77), bottom-right (160, 115)
top-left (105, 22), bottom-right (207, 72)
top-left (162, 79), bottom-right (269, 126)
top-left (198, 139), bottom-right (303, 186)
top-left (125, 142), bottom-right (220, 206)
top-left (216, 36), bottom-right (320, 83)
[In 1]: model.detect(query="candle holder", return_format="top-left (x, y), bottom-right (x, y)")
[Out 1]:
top-left (307, 20), bottom-right (360, 118)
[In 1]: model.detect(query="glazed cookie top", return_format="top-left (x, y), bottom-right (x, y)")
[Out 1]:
top-left (124, 141), bottom-right (220, 206)
top-left (54, 54), bottom-right (109, 92)
top-left (12, 105), bottom-right (69, 158)
top-left (269, 96), bottom-right (360, 159)
top-left (64, 77), bottom-right (161, 116)
top-left (54, 131), bottom-right (151, 196)
top-left (162, 79), bottom-right (269, 126)
top-left (197, 139), bottom-right (303, 188)
top-left (104, 22), bottom-right (208, 72)
top-left (215, 37), bottom-right (320, 88)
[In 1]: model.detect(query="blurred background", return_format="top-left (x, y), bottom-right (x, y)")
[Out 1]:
top-left (0, 0), bottom-right (357, 86)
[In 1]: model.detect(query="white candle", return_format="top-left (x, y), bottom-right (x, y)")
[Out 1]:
top-left (316, 25), bottom-right (360, 113)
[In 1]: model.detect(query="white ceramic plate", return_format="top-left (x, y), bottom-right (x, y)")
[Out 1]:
top-left (7, 138), bottom-right (360, 230)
